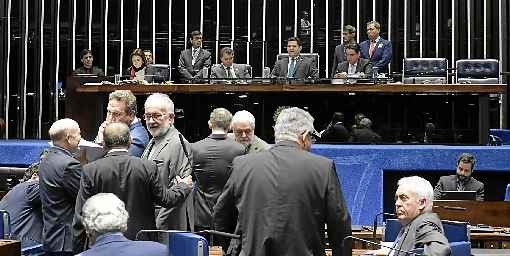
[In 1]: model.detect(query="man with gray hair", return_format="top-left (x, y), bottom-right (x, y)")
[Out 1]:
top-left (95, 90), bottom-right (149, 157)
top-left (39, 118), bottom-right (83, 255)
top-left (214, 107), bottom-right (351, 256)
top-left (141, 93), bottom-right (194, 231)
top-left (73, 122), bottom-right (192, 251)
top-left (350, 117), bottom-right (382, 143)
top-left (191, 108), bottom-right (245, 233)
top-left (366, 176), bottom-right (450, 255)
top-left (229, 110), bottom-right (270, 153)
top-left (77, 193), bottom-right (167, 256)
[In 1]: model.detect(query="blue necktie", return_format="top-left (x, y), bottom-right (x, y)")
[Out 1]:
top-left (288, 58), bottom-right (296, 78)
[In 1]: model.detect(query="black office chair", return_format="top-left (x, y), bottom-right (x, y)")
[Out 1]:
top-left (402, 58), bottom-right (448, 84)
top-left (456, 59), bottom-right (500, 84)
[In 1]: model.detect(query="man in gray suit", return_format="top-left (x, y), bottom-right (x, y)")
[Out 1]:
top-left (214, 107), bottom-right (351, 256)
top-left (141, 93), bottom-right (194, 231)
top-left (229, 110), bottom-right (270, 154)
top-left (39, 119), bottom-right (83, 255)
top-left (434, 153), bottom-right (484, 201)
top-left (210, 47), bottom-right (251, 80)
top-left (367, 176), bottom-right (450, 255)
top-left (330, 25), bottom-right (357, 77)
top-left (178, 31), bottom-right (212, 81)
top-left (191, 108), bottom-right (245, 233)
top-left (271, 37), bottom-right (319, 79)
top-left (334, 43), bottom-right (372, 80)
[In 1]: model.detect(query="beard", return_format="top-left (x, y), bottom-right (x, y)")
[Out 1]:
top-left (149, 125), bottom-right (170, 138)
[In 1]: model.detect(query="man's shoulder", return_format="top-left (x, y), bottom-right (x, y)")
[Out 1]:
top-left (359, 58), bottom-right (371, 66)
top-left (201, 49), bottom-right (212, 57)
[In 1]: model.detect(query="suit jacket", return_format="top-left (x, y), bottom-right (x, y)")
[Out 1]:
top-left (330, 44), bottom-right (346, 77)
top-left (73, 150), bottom-right (191, 249)
top-left (349, 128), bottom-right (382, 144)
top-left (123, 66), bottom-right (155, 82)
top-left (39, 146), bottom-right (83, 253)
top-left (320, 122), bottom-right (350, 143)
top-left (128, 120), bottom-right (149, 157)
top-left (433, 174), bottom-right (485, 201)
top-left (141, 126), bottom-right (194, 231)
top-left (178, 47), bottom-right (212, 79)
top-left (213, 141), bottom-right (352, 256)
top-left (191, 133), bottom-right (245, 228)
top-left (271, 55), bottom-right (319, 79)
top-left (226, 134), bottom-right (271, 154)
top-left (73, 66), bottom-right (104, 76)
top-left (392, 212), bottom-right (451, 256)
top-left (360, 37), bottom-right (392, 73)
top-left (77, 232), bottom-right (167, 256)
top-left (210, 63), bottom-right (251, 80)
top-left (0, 180), bottom-right (43, 244)
top-left (336, 58), bottom-right (373, 75)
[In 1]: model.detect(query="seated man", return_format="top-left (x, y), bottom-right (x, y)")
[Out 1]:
top-left (271, 37), bottom-right (318, 79)
top-left (334, 43), bottom-right (372, 82)
top-left (349, 117), bottom-right (381, 143)
top-left (73, 49), bottom-right (104, 76)
top-left (366, 176), bottom-right (450, 255)
top-left (210, 47), bottom-right (251, 81)
top-left (434, 153), bottom-right (484, 201)
top-left (77, 193), bottom-right (167, 256)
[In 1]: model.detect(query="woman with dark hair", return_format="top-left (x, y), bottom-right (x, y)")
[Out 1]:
top-left (125, 48), bottom-right (147, 81)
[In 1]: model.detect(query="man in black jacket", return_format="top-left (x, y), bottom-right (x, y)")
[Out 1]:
top-left (214, 107), bottom-right (351, 256)
top-left (72, 122), bottom-right (192, 251)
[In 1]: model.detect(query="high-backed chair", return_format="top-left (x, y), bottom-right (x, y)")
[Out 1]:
top-left (276, 53), bottom-right (319, 73)
top-left (0, 210), bottom-right (11, 239)
top-left (402, 58), bottom-right (448, 84)
top-left (456, 59), bottom-right (500, 84)
top-left (505, 184), bottom-right (510, 201)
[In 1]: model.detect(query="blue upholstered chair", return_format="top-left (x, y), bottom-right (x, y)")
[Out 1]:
top-left (505, 184), bottom-right (510, 201)
top-left (0, 210), bottom-right (11, 239)
top-left (489, 129), bottom-right (510, 145)
top-left (384, 219), bottom-right (471, 256)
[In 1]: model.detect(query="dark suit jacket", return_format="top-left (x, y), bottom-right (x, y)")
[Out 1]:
top-left (178, 47), bottom-right (212, 79)
top-left (39, 146), bottom-right (83, 253)
top-left (210, 64), bottom-right (251, 79)
top-left (392, 212), bottom-right (450, 256)
top-left (0, 180), bottom-right (42, 244)
top-left (360, 37), bottom-right (392, 73)
top-left (330, 44), bottom-right (346, 77)
top-left (433, 174), bottom-right (484, 201)
top-left (128, 120), bottom-right (149, 157)
top-left (73, 66), bottom-right (104, 76)
top-left (191, 133), bottom-right (245, 229)
top-left (336, 58), bottom-right (373, 75)
top-left (213, 141), bottom-right (352, 256)
top-left (271, 55), bottom-right (319, 79)
top-left (73, 150), bottom-right (191, 249)
top-left (349, 128), bottom-right (382, 144)
top-left (78, 232), bottom-right (167, 256)
top-left (320, 122), bottom-right (350, 143)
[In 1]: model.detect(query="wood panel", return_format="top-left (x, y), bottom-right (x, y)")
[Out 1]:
top-left (433, 200), bottom-right (510, 227)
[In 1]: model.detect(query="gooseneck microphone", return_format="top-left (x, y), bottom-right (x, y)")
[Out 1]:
top-left (342, 235), bottom-right (421, 256)
top-left (373, 212), bottom-right (398, 239)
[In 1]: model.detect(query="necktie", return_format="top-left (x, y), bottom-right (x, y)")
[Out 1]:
top-left (226, 67), bottom-right (232, 78)
top-left (288, 58), bottom-right (296, 78)
top-left (348, 64), bottom-right (356, 74)
top-left (142, 139), bottom-right (155, 159)
top-left (369, 41), bottom-right (376, 58)
top-left (191, 49), bottom-right (199, 66)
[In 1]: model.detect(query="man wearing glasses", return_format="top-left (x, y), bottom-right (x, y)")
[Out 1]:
top-left (229, 110), bottom-right (270, 154)
top-left (141, 93), bottom-right (194, 232)
top-left (214, 107), bottom-right (352, 256)
top-left (94, 90), bottom-right (149, 157)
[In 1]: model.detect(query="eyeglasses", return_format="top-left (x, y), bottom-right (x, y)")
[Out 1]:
top-left (143, 113), bottom-right (167, 120)
top-left (233, 128), bottom-right (253, 136)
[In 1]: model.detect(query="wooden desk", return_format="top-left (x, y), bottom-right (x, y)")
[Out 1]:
top-left (0, 240), bottom-right (20, 256)
top-left (433, 200), bottom-right (510, 227)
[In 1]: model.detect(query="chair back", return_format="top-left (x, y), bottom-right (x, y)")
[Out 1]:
top-left (0, 210), bottom-right (11, 239)
top-left (441, 220), bottom-right (469, 242)
top-left (505, 184), bottom-right (510, 201)
top-left (402, 58), bottom-right (448, 84)
top-left (383, 218), bottom-right (401, 242)
top-left (489, 129), bottom-right (510, 145)
top-left (456, 59), bottom-right (500, 84)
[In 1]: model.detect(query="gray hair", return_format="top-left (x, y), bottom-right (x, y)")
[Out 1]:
top-left (231, 110), bottom-right (256, 129)
top-left (210, 108), bottom-right (233, 130)
top-left (48, 118), bottom-right (79, 142)
top-left (359, 118), bottom-right (373, 129)
top-left (103, 122), bottom-right (130, 148)
top-left (109, 90), bottom-right (137, 115)
top-left (457, 153), bottom-right (476, 170)
top-left (82, 193), bottom-right (129, 236)
top-left (397, 176), bottom-right (434, 211)
top-left (145, 93), bottom-right (174, 114)
top-left (274, 107), bottom-right (315, 143)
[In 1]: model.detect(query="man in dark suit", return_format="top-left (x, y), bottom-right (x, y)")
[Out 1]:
top-left (330, 25), bottom-right (357, 77)
top-left (0, 161), bottom-right (43, 247)
top-left (214, 107), bottom-right (351, 256)
top-left (192, 108), bottom-right (245, 233)
top-left (94, 90), bottom-right (149, 157)
top-left (73, 122), bottom-right (192, 251)
top-left (39, 118), bottom-right (83, 255)
top-left (73, 49), bottom-right (104, 76)
top-left (350, 117), bottom-right (382, 143)
top-left (367, 176), bottom-right (450, 255)
top-left (178, 31), bottom-right (212, 81)
top-left (78, 193), bottom-right (167, 256)
top-left (141, 93), bottom-right (194, 232)
top-left (434, 153), bottom-right (484, 201)
top-left (334, 43), bottom-right (373, 80)
top-left (271, 37), bottom-right (319, 79)
top-left (359, 21), bottom-right (392, 73)
top-left (210, 47), bottom-right (251, 80)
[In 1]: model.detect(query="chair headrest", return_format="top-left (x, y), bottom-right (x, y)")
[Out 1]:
top-left (456, 59), bottom-right (499, 78)
top-left (403, 58), bottom-right (448, 76)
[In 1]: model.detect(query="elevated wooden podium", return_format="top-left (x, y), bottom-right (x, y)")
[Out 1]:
top-left (434, 200), bottom-right (510, 227)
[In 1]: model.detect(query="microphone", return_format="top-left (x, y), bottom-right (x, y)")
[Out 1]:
top-left (373, 212), bottom-right (398, 239)
top-left (342, 235), bottom-right (422, 255)
top-left (199, 229), bottom-right (240, 239)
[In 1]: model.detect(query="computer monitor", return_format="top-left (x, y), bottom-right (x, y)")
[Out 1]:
top-left (147, 64), bottom-right (170, 83)
top-left (441, 190), bottom-right (477, 200)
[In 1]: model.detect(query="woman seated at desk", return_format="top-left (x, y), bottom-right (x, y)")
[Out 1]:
top-left (124, 48), bottom-right (154, 82)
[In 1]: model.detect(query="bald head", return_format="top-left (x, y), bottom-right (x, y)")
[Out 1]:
top-left (103, 122), bottom-right (131, 149)
top-left (49, 118), bottom-right (81, 150)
